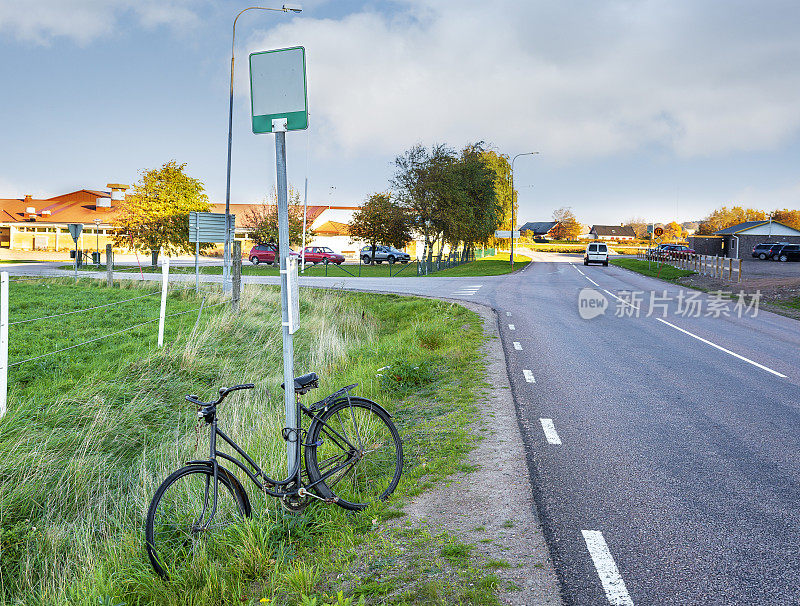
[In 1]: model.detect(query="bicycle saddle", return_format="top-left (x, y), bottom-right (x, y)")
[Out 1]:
top-left (282, 372), bottom-right (319, 395)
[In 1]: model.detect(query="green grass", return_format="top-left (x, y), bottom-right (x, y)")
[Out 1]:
top-left (0, 277), bottom-right (500, 605)
top-left (430, 253), bottom-right (530, 276)
top-left (773, 297), bottom-right (800, 311)
top-left (610, 258), bottom-right (696, 282)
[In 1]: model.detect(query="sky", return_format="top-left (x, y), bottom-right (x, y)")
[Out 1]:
top-left (1, 0), bottom-right (799, 226)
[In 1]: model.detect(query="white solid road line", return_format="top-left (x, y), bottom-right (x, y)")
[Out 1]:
top-left (539, 418), bottom-right (562, 445)
top-left (513, 341), bottom-right (522, 350)
top-left (581, 530), bottom-right (634, 606)
top-left (509, 324), bottom-right (516, 330)
top-left (656, 318), bottom-right (787, 378)
top-left (523, 369), bottom-right (536, 383)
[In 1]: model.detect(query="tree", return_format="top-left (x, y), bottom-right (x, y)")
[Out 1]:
top-left (243, 186), bottom-right (314, 264)
top-left (624, 216), bottom-right (648, 239)
top-left (392, 143), bottom-right (457, 261)
top-left (771, 209), bottom-right (800, 231)
top-left (113, 160), bottom-right (211, 265)
top-left (697, 205), bottom-right (767, 234)
top-left (662, 221), bottom-right (682, 241)
top-left (349, 192), bottom-right (412, 261)
top-left (550, 207), bottom-right (583, 240)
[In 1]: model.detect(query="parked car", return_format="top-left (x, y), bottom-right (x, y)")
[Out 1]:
top-left (248, 244), bottom-right (298, 266)
top-left (645, 243), bottom-right (695, 260)
top-left (301, 246), bottom-right (345, 265)
top-left (584, 242), bottom-right (609, 266)
top-left (360, 245), bottom-right (411, 264)
top-left (772, 244), bottom-right (800, 262)
top-left (752, 242), bottom-right (789, 260)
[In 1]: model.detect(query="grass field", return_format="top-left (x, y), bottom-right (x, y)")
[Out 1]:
top-left (61, 253), bottom-right (530, 279)
top-left (610, 258), bottom-right (696, 281)
top-left (0, 278), bottom-right (496, 605)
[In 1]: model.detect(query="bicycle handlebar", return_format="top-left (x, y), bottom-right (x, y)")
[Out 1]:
top-left (185, 383), bottom-right (255, 407)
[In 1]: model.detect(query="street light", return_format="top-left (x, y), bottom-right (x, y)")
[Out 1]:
top-left (510, 151), bottom-right (539, 269)
top-left (223, 4), bottom-right (303, 292)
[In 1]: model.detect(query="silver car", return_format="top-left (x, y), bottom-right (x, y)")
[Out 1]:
top-left (360, 245), bottom-right (411, 264)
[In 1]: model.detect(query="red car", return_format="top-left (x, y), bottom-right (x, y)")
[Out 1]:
top-left (301, 246), bottom-right (345, 265)
top-left (248, 244), bottom-right (298, 266)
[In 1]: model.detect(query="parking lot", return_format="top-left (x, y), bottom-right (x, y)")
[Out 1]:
top-left (741, 257), bottom-right (800, 279)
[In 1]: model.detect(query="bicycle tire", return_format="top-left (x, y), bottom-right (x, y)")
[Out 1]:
top-left (145, 463), bottom-right (250, 579)
top-left (305, 397), bottom-right (403, 511)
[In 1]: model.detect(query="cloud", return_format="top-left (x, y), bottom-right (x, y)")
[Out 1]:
top-left (0, 0), bottom-right (200, 45)
top-left (243, 0), bottom-right (800, 161)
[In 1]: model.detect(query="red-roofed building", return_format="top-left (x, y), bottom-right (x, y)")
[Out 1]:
top-left (0, 186), bottom-right (363, 253)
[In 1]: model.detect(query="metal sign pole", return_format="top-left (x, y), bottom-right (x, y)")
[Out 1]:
top-left (275, 127), bottom-right (297, 475)
top-left (195, 213), bottom-right (200, 293)
top-left (301, 176), bottom-right (308, 272)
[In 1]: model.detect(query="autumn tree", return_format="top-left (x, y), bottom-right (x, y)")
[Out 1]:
top-left (243, 186), bottom-right (314, 265)
top-left (113, 161), bottom-right (211, 266)
top-left (771, 209), bottom-right (800, 231)
top-left (662, 221), bottom-right (683, 241)
top-left (349, 192), bottom-right (412, 262)
top-left (697, 206), bottom-right (767, 234)
top-left (551, 207), bottom-right (583, 240)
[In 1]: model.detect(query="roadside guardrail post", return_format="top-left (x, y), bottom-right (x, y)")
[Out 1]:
top-left (106, 244), bottom-right (113, 287)
top-left (157, 257), bottom-right (169, 348)
top-left (738, 258), bottom-right (742, 283)
top-left (729, 258), bottom-right (732, 281)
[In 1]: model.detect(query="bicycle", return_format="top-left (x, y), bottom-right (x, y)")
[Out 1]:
top-left (144, 372), bottom-right (403, 579)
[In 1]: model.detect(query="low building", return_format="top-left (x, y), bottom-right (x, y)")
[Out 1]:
top-left (519, 221), bottom-right (560, 239)
top-left (0, 186), bottom-right (366, 254)
top-left (588, 225), bottom-right (637, 240)
top-left (693, 220), bottom-right (800, 259)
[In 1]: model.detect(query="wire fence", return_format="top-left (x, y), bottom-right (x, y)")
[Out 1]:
top-left (0, 261), bottom-right (235, 418)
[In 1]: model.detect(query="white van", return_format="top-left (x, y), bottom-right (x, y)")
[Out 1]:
top-left (584, 243), bottom-right (609, 266)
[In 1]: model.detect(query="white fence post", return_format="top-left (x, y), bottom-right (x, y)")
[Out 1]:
top-left (0, 272), bottom-right (7, 418)
top-left (158, 257), bottom-right (169, 348)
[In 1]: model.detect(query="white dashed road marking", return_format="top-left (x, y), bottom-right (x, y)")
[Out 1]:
top-left (506, 311), bottom-right (512, 316)
top-left (585, 276), bottom-right (599, 287)
top-left (513, 342), bottom-right (522, 350)
top-left (509, 324), bottom-right (516, 330)
top-left (539, 418), bottom-right (562, 445)
top-left (523, 369), bottom-right (536, 383)
top-left (582, 530), bottom-right (634, 606)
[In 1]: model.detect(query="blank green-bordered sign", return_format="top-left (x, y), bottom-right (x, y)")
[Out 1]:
top-left (249, 46), bottom-right (308, 133)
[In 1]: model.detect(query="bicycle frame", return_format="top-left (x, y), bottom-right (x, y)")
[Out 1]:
top-left (191, 393), bottom-right (367, 524)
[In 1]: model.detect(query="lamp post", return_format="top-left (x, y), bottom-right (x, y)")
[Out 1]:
top-left (510, 151), bottom-right (539, 269)
top-left (223, 4), bottom-right (302, 292)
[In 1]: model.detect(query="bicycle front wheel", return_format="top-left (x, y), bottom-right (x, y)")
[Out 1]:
top-left (305, 397), bottom-right (403, 511)
top-left (145, 464), bottom-right (250, 579)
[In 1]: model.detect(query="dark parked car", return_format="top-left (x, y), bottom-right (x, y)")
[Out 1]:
top-left (248, 244), bottom-right (298, 266)
top-left (360, 245), bottom-right (411, 264)
top-left (301, 246), bottom-right (345, 265)
top-left (752, 242), bottom-right (789, 260)
top-left (772, 244), bottom-right (800, 262)
top-left (646, 243), bottom-right (695, 259)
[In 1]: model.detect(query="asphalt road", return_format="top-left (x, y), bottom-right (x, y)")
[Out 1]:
top-left (8, 254), bottom-right (800, 604)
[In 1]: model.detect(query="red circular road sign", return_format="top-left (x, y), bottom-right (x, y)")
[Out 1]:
top-left (654, 227), bottom-right (664, 237)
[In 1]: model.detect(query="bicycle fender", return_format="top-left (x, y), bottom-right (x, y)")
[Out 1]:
top-left (184, 460), bottom-right (252, 517)
top-left (330, 396), bottom-right (393, 418)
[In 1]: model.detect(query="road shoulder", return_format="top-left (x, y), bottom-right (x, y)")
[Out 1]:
top-left (402, 301), bottom-right (563, 605)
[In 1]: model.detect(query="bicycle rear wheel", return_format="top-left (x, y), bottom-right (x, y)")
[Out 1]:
top-left (145, 464), bottom-right (250, 579)
top-left (305, 397), bottom-right (403, 511)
